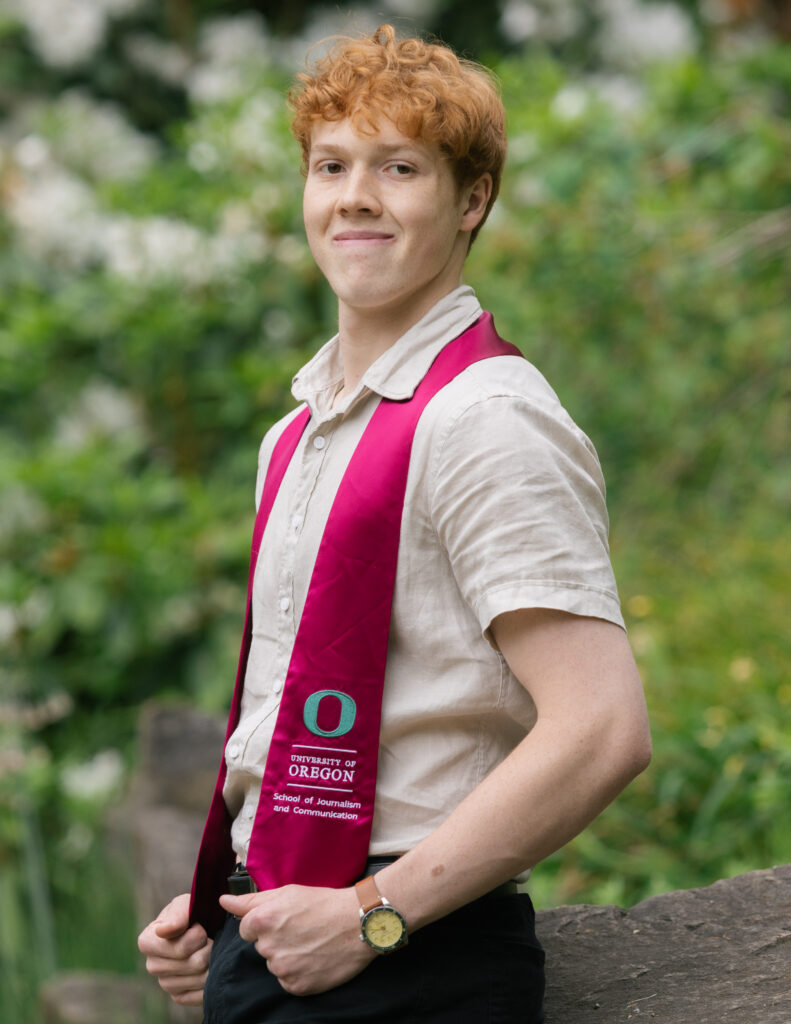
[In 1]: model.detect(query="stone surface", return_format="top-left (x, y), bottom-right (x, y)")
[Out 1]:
top-left (39, 972), bottom-right (154, 1024)
top-left (136, 700), bottom-right (226, 813)
top-left (537, 863), bottom-right (791, 1023)
top-left (131, 703), bottom-right (224, 1024)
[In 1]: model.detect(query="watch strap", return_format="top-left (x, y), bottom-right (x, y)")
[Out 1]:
top-left (355, 874), bottom-right (383, 915)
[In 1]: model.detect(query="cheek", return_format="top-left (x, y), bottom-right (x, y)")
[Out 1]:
top-left (302, 189), bottom-right (327, 234)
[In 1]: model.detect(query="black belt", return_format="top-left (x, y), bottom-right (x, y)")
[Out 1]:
top-left (228, 858), bottom-right (517, 899)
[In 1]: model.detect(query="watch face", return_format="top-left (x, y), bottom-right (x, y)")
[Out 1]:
top-left (362, 907), bottom-right (406, 951)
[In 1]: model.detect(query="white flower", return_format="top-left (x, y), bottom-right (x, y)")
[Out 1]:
top-left (19, 590), bottom-right (54, 631)
top-left (511, 172), bottom-right (546, 207)
top-left (199, 13), bottom-right (270, 66)
top-left (508, 132), bottom-right (540, 165)
top-left (187, 140), bottom-right (220, 174)
top-left (274, 234), bottom-right (310, 268)
top-left (0, 486), bottom-right (48, 542)
top-left (0, 605), bottom-right (18, 644)
top-left (13, 135), bottom-right (50, 170)
top-left (41, 90), bottom-right (159, 182)
top-left (59, 822), bottom-right (94, 860)
top-left (186, 14), bottom-right (270, 105)
top-left (285, 7), bottom-right (379, 69)
top-left (101, 216), bottom-right (210, 285)
top-left (588, 74), bottom-right (645, 115)
top-left (500, 0), bottom-right (540, 44)
top-left (225, 90), bottom-right (284, 168)
top-left (61, 749), bottom-right (125, 802)
top-left (8, 0), bottom-right (145, 70)
top-left (17, 0), bottom-right (106, 68)
top-left (597, 0), bottom-right (696, 66)
top-left (100, 213), bottom-right (265, 287)
top-left (123, 33), bottom-right (191, 87)
top-left (5, 166), bottom-right (105, 268)
top-left (54, 380), bottom-right (144, 450)
top-left (220, 201), bottom-right (255, 237)
top-left (188, 65), bottom-right (247, 106)
top-left (154, 596), bottom-right (201, 640)
top-left (262, 309), bottom-right (295, 347)
top-left (538, 0), bottom-right (584, 42)
top-left (551, 84), bottom-right (589, 121)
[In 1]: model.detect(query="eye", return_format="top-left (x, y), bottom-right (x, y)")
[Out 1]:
top-left (319, 161), bottom-right (344, 175)
top-left (388, 163), bottom-right (415, 177)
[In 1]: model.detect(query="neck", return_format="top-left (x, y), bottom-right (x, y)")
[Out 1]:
top-left (336, 281), bottom-right (462, 399)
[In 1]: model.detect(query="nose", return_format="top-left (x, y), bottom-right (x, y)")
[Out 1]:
top-left (338, 166), bottom-right (382, 216)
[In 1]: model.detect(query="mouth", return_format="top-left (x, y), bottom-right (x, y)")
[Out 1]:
top-left (332, 231), bottom-right (395, 244)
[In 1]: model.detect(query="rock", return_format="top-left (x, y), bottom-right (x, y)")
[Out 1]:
top-left (134, 805), bottom-right (208, 932)
top-left (39, 972), bottom-right (152, 1024)
top-left (130, 702), bottom-right (225, 1023)
top-left (537, 863), bottom-right (791, 1022)
top-left (136, 701), bottom-right (226, 813)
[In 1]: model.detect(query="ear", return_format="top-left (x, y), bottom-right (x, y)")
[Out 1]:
top-left (460, 173), bottom-right (493, 233)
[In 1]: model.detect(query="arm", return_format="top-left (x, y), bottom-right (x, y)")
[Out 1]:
top-left (221, 607), bottom-right (650, 994)
top-left (138, 893), bottom-right (214, 1007)
top-left (375, 607), bottom-right (651, 927)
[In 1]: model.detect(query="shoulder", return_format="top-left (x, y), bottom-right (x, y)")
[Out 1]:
top-left (418, 353), bottom-right (602, 487)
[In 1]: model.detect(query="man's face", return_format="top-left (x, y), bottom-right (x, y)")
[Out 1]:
top-left (302, 117), bottom-right (474, 324)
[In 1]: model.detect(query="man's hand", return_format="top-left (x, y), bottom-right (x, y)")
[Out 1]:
top-left (219, 884), bottom-right (376, 996)
top-left (138, 893), bottom-right (213, 1007)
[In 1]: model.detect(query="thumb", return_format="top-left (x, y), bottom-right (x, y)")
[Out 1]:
top-left (219, 892), bottom-right (258, 917)
top-left (154, 896), bottom-right (191, 939)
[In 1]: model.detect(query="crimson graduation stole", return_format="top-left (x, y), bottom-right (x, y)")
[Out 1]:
top-left (189, 312), bottom-right (521, 935)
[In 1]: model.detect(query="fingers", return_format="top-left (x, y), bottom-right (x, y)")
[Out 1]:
top-left (144, 935), bottom-right (213, 1006)
top-left (139, 920), bottom-right (209, 960)
top-left (145, 942), bottom-right (213, 980)
top-left (139, 894), bottom-right (214, 1008)
top-left (155, 968), bottom-right (210, 1007)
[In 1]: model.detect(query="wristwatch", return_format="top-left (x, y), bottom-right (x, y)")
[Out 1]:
top-left (355, 875), bottom-right (408, 954)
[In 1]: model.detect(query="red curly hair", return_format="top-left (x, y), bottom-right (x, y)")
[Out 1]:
top-left (289, 25), bottom-right (506, 242)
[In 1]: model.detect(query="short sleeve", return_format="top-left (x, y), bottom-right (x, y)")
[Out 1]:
top-left (429, 390), bottom-right (625, 647)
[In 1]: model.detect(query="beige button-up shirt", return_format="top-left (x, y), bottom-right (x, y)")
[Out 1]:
top-left (223, 286), bottom-right (624, 864)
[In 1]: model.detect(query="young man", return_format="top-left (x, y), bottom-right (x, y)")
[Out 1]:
top-left (139, 25), bottom-right (651, 1023)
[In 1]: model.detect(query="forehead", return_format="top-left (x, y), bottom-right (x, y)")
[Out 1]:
top-left (308, 116), bottom-right (437, 158)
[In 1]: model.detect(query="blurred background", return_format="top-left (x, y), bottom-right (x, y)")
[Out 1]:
top-left (1, 0), bottom-right (789, 1019)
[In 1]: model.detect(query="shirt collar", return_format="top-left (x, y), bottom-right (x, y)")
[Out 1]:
top-left (291, 286), bottom-right (483, 420)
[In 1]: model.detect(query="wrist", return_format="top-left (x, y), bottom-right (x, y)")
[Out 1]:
top-left (354, 875), bottom-right (409, 954)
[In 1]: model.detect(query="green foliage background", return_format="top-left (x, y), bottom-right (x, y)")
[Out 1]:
top-left (1, 1), bottom-right (789, 1018)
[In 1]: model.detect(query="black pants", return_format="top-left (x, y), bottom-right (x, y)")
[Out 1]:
top-left (203, 892), bottom-right (545, 1024)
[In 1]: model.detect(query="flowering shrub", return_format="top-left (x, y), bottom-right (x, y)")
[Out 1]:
top-left (0, 3), bottom-right (790, 1018)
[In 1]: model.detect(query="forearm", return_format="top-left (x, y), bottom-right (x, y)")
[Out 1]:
top-left (375, 705), bottom-right (649, 932)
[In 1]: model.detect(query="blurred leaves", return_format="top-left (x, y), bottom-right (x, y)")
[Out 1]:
top-left (0, 0), bottom-right (789, 948)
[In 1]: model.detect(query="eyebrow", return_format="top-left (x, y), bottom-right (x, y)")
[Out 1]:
top-left (309, 141), bottom-right (424, 158)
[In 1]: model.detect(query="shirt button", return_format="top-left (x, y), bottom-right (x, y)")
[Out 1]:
top-left (244, 807), bottom-right (254, 819)
top-left (272, 681), bottom-right (283, 694)
top-left (227, 743), bottom-right (240, 759)
top-left (291, 514), bottom-right (302, 531)
top-left (313, 435), bottom-right (326, 450)
top-left (279, 596), bottom-right (290, 612)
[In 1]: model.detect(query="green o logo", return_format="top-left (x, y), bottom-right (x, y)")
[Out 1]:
top-left (303, 690), bottom-right (357, 738)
